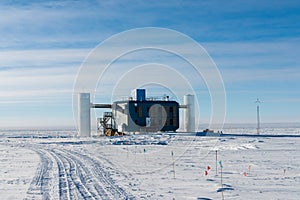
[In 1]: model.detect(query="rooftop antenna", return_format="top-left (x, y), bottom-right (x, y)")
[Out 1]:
top-left (255, 98), bottom-right (261, 134)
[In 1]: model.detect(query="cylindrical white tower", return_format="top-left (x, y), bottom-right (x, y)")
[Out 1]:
top-left (183, 94), bottom-right (195, 132)
top-left (78, 93), bottom-right (91, 137)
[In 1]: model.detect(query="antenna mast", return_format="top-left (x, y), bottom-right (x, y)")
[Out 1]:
top-left (255, 98), bottom-right (261, 134)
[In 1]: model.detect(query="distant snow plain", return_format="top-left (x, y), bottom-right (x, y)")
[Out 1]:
top-left (0, 126), bottom-right (300, 200)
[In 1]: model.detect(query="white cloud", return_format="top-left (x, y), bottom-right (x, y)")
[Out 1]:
top-left (0, 48), bottom-right (89, 103)
top-left (0, 48), bottom-right (89, 67)
top-left (202, 40), bottom-right (300, 83)
top-left (0, 89), bottom-right (73, 98)
top-left (220, 67), bottom-right (300, 83)
top-left (0, 1), bottom-right (116, 48)
top-left (205, 40), bottom-right (300, 64)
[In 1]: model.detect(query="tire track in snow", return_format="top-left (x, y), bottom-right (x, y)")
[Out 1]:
top-left (60, 149), bottom-right (131, 199)
top-left (48, 149), bottom-right (75, 200)
top-left (50, 149), bottom-right (96, 200)
top-left (25, 148), bottom-right (59, 200)
top-left (26, 144), bottom-right (132, 199)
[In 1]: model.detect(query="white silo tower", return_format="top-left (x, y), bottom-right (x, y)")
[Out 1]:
top-left (78, 93), bottom-right (91, 137)
top-left (183, 94), bottom-right (195, 132)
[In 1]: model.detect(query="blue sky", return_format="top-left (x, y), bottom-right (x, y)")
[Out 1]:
top-left (0, 0), bottom-right (299, 128)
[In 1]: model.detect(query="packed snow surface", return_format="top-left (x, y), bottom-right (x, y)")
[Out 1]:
top-left (0, 127), bottom-right (300, 199)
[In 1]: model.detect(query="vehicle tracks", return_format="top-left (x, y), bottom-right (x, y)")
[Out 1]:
top-left (25, 144), bottom-right (132, 200)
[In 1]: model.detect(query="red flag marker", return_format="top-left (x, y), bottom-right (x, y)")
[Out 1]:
top-left (207, 166), bottom-right (211, 171)
top-left (205, 170), bottom-right (208, 176)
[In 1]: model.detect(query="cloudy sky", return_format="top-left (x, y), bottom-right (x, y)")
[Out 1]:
top-left (0, 0), bottom-right (299, 128)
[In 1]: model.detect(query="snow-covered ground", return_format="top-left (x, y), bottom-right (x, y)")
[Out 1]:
top-left (0, 127), bottom-right (300, 199)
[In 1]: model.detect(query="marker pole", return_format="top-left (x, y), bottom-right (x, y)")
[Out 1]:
top-left (171, 151), bottom-right (175, 179)
top-left (216, 150), bottom-right (218, 176)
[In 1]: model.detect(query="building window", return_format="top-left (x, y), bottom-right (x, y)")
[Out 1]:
top-left (138, 106), bottom-right (142, 117)
top-left (164, 106), bottom-right (169, 113)
top-left (173, 117), bottom-right (177, 126)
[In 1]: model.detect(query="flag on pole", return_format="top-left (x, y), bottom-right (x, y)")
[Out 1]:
top-left (219, 160), bottom-right (223, 168)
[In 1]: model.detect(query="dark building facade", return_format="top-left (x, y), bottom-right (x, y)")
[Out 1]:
top-left (127, 100), bottom-right (179, 132)
top-left (112, 89), bottom-right (179, 133)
